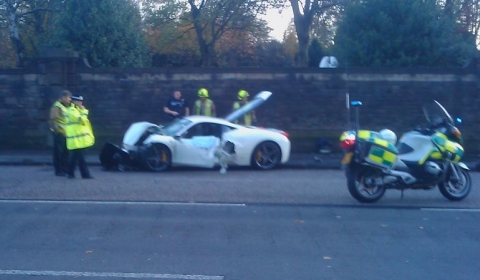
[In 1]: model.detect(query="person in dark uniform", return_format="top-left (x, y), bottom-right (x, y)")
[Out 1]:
top-left (163, 90), bottom-right (190, 120)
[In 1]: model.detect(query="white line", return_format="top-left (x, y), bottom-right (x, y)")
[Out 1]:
top-left (421, 208), bottom-right (480, 212)
top-left (0, 269), bottom-right (224, 279)
top-left (0, 199), bottom-right (245, 207)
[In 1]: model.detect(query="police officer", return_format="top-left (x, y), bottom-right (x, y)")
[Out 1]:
top-left (49, 90), bottom-right (71, 176)
top-left (232, 90), bottom-right (256, 126)
top-left (65, 95), bottom-right (95, 179)
top-left (163, 90), bottom-right (190, 120)
top-left (194, 88), bottom-right (216, 117)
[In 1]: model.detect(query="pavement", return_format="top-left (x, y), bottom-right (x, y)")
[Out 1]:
top-left (0, 150), bottom-right (345, 169)
top-left (0, 150), bottom-right (478, 171)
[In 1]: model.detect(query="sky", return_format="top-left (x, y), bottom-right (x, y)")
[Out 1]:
top-left (262, 8), bottom-right (294, 41)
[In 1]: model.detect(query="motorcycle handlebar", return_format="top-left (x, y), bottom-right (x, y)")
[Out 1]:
top-left (415, 120), bottom-right (450, 136)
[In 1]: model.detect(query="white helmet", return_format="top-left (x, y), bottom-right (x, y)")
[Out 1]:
top-left (379, 129), bottom-right (397, 145)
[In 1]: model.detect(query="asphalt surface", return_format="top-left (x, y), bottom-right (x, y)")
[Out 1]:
top-left (1, 150), bottom-right (479, 171)
top-left (0, 150), bottom-right (345, 169)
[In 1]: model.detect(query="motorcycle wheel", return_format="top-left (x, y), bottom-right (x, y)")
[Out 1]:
top-left (438, 167), bottom-right (471, 201)
top-left (346, 165), bottom-right (386, 203)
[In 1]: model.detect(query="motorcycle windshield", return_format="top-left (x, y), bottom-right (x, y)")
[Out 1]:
top-left (423, 100), bottom-right (454, 126)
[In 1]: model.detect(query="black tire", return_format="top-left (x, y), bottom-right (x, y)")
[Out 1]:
top-left (250, 141), bottom-right (282, 170)
top-left (140, 144), bottom-right (171, 172)
top-left (438, 167), bottom-right (471, 201)
top-left (346, 165), bottom-right (386, 203)
top-left (99, 142), bottom-right (121, 170)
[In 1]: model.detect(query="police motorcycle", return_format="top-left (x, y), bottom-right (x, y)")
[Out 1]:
top-left (339, 100), bottom-right (471, 203)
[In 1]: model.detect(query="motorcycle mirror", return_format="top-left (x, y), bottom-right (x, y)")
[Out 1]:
top-left (351, 100), bottom-right (362, 107)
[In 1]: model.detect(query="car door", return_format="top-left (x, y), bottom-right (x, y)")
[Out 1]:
top-left (172, 122), bottom-right (224, 167)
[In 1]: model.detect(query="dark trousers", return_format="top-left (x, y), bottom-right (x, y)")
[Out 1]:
top-left (67, 148), bottom-right (91, 178)
top-left (52, 131), bottom-right (68, 175)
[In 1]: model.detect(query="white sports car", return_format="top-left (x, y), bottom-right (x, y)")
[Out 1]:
top-left (99, 91), bottom-right (291, 172)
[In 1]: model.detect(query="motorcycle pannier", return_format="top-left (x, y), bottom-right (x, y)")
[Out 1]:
top-left (358, 138), bottom-right (398, 169)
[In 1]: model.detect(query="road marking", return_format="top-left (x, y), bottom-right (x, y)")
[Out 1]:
top-left (421, 208), bottom-right (480, 212)
top-left (0, 199), bottom-right (245, 207)
top-left (0, 270), bottom-right (224, 279)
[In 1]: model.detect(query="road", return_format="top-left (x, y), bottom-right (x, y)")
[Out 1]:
top-left (0, 166), bottom-right (479, 279)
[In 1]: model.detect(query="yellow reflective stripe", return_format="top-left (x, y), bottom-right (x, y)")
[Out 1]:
top-left (444, 141), bottom-right (457, 153)
top-left (65, 121), bottom-right (82, 125)
top-left (358, 130), bottom-right (378, 139)
top-left (367, 145), bottom-right (396, 168)
top-left (382, 151), bottom-right (396, 163)
top-left (66, 133), bottom-right (92, 139)
top-left (429, 151), bottom-right (443, 160)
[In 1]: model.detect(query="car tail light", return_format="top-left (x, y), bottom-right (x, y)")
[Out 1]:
top-left (260, 127), bottom-right (289, 138)
top-left (340, 133), bottom-right (356, 150)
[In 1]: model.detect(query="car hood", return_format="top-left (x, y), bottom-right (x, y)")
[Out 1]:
top-left (224, 91), bottom-right (272, 123)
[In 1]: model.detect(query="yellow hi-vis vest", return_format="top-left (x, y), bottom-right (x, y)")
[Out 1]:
top-left (49, 101), bottom-right (69, 135)
top-left (65, 105), bottom-right (95, 150)
top-left (233, 101), bottom-right (252, 126)
top-left (194, 99), bottom-right (213, 116)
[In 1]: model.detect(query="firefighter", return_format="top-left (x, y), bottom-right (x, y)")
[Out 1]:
top-left (232, 90), bottom-right (256, 126)
top-left (194, 88), bottom-right (216, 117)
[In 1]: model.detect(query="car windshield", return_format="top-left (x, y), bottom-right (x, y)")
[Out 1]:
top-left (161, 118), bottom-right (193, 136)
top-left (422, 100), bottom-right (453, 126)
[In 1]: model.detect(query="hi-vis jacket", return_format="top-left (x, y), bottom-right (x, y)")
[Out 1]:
top-left (194, 99), bottom-right (214, 116)
top-left (65, 105), bottom-right (95, 150)
top-left (233, 101), bottom-right (253, 126)
top-left (49, 101), bottom-right (69, 135)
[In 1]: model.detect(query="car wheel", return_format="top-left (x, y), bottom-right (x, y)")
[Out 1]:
top-left (251, 141), bottom-right (282, 170)
top-left (141, 144), bottom-right (171, 172)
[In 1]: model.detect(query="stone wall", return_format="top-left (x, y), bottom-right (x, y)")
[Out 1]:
top-left (0, 50), bottom-right (479, 155)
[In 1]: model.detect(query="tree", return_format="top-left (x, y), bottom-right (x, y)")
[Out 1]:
top-left (0, 28), bottom-right (16, 68)
top-left (252, 40), bottom-right (293, 67)
top-left (282, 21), bottom-right (297, 61)
top-left (143, 0), bottom-right (275, 67)
top-left (308, 37), bottom-right (324, 67)
top-left (50, 0), bottom-right (149, 67)
top-left (187, 0), bottom-right (272, 66)
top-left (333, 0), bottom-right (477, 67)
top-left (288, 0), bottom-right (338, 67)
top-left (0, 0), bottom-right (54, 68)
top-left (310, 3), bottom-right (341, 51)
top-left (437, 0), bottom-right (480, 50)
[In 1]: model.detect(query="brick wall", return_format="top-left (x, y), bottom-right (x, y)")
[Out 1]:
top-left (0, 50), bottom-right (479, 155)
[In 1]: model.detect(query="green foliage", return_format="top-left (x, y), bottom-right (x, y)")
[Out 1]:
top-left (0, 28), bottom-right (16, 68)
top-left (333, 0), bottom-right (477, 67)
top-left (49, 0), bottom-right (149, 67)
top-left (308, 38), bottom-right (324, 67)
top-left (142, 0), bottom-right (279, 67)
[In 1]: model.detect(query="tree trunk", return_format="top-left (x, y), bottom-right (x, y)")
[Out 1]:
top-left (7, 5), bottom-right (26, 68)
top-left (290, 0), bottom-right (316, 67)
top-left (295, 20), bottom-right (310, 67)
top-left (189, 0), bottom-right (213, 67)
